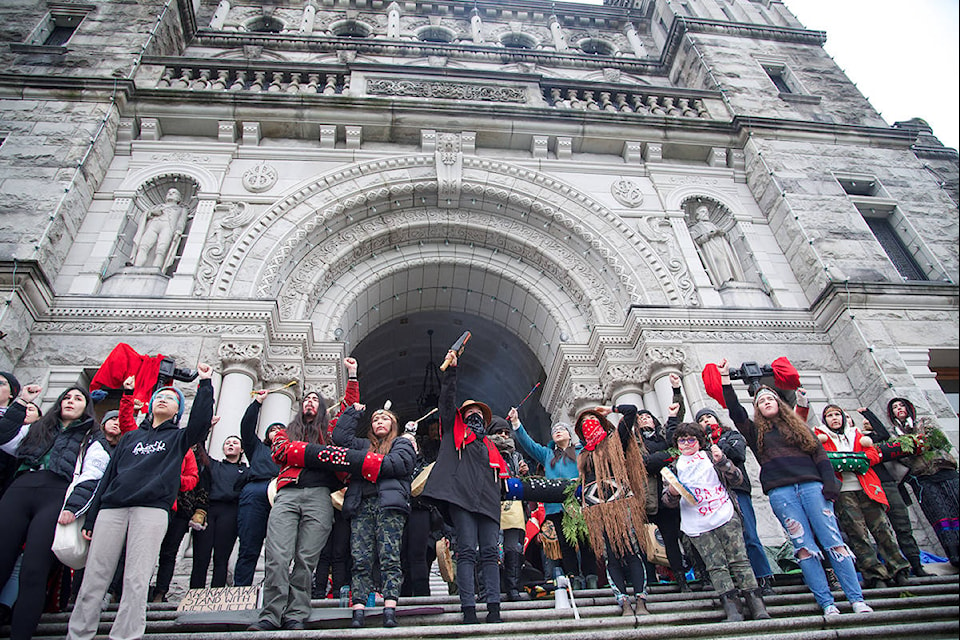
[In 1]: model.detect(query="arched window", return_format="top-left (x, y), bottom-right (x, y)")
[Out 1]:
top-left (245, 16), bottom-right (284, 34)
top-left (499, 32), bottom-right (537, 49)
top-left (578, 38), bottom-right (616, 56)
top-left (416, 26), bottom-right (456, 43)
top-left (330, 20), bottom-right (372, 38)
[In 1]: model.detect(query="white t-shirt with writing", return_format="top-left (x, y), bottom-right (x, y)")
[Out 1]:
top-left (676, 451), bottom-right (734, 537)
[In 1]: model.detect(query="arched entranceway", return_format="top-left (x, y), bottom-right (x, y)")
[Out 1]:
top-left (351, 310), bottom-right (550, 439)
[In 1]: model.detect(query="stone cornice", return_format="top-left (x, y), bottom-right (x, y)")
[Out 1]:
top-left (810, 280), bottom-right (960, 333)
top-left (660, 16), bottom-right (826, 67)
top-left (0, 73), bottom-right (135, 100)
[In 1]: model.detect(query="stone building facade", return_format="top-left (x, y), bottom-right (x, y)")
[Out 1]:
top-left (1, 1), bottom-right (957, 546)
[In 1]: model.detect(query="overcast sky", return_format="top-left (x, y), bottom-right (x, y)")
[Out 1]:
top-left (564, 0), bottom-right (959, 151)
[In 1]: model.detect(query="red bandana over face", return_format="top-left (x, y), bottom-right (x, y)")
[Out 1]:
top-left (580, 416), bottom-right (607, 451)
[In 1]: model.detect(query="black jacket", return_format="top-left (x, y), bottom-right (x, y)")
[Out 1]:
top-left (333, 406), bottom-right (416, 518)
top-left (420, 368), bottom-right (502, 523)
top-left (85, 379), bottom-right (215, 530)
top-left (204, 458), bottom-right (247, 502)
top-left (238, 401), bottom-right (280, 485)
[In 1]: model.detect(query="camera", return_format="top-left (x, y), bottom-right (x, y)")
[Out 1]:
top-left (728, 361), bottom-right (775, 397)
top-left (156, 356), bottom-right (198, 390)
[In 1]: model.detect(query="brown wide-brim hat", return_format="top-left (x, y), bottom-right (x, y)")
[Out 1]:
top-left (459, 399), bottom-right (492, 426)
top-left (574, 409), bottom-right (614, 441)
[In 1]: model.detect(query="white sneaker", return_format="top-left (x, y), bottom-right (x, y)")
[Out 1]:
top-left (823, 604), bottom-right (841, 616)
top-left (852, 601), bottom-right (874, 614)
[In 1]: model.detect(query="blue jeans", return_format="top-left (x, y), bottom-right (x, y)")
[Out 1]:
top-left (767, 481), bottom-right (864, 609)
top-left (235, 480), bottom-right (272, 587)
top-left (734, 491), bottom-right (773, 579)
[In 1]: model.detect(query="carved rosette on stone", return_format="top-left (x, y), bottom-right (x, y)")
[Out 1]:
top-left (610, 178), bottom-right (644, 208)
top-left (218, 340), bottom-right (264, 376)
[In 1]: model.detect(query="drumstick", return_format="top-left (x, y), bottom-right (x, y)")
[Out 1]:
top-left (515, 381), bottom-right (541, 409)
top-left (250, 380), bottom-right (298, 396)
top-left (415, 407), bottom-right (439, 424)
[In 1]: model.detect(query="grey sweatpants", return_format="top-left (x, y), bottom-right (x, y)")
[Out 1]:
top-left (67, 506), bottom-right (169, 640)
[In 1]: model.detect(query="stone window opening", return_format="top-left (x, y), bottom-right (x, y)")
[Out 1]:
top-left (859, 206), bottom-right (930, 282)
top-left (416, 25), bottom-right (457, 43)
top-left (330, 19), bottom-right (372, 38)
top-left (762, 64), bottom-right (792, 94)
top-left (499, 32), bottom-right (537, 49)
top-left (24, 5), bottom-right (94, 48)
top-left (245, 16), bottom-right (285, 34)
top-left (578, 38), bottom-right (617, 56)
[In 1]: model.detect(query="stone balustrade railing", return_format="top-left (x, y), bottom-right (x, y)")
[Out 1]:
top-left (146, 63), bottom-right (722, 120)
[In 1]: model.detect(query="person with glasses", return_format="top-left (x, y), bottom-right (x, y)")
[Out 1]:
top-left (662, 422), bottom-right (770, 622)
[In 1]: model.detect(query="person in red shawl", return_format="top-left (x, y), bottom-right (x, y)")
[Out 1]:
top-left (419, 350), bottom-right (510, 625)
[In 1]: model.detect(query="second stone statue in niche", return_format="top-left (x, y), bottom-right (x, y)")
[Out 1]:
top-left (131, 187), bottom-right (189, 272)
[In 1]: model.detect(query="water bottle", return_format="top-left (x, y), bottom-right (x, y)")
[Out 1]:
top-left (554, 568), bottom-right (570, 609)
top-left (339, 585), bottom-right (350, 608)
top-left (366, 592), bottom-right (376, 608)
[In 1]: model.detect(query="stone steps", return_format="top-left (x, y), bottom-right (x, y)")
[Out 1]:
top-left (24, 574), bottom-right (959, 639)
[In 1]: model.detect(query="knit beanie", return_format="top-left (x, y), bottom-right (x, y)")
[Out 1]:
top-left (694, 408), bottom-right (720, 424)
top-left (149, 386), bottom-right (186, 424)
top-left (0, 371), bottom-right (21, 402)
top-left (102, 410), bottom-right (120, 424)
top-left (551, 421), bottom-right (578, 445)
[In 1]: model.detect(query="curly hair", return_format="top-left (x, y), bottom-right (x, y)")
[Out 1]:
top-left (754, 394), bottom-right (819, 455)
top-left (671, 422), bottom-right (711, 452)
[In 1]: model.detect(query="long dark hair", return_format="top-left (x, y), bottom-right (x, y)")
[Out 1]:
top-left (17, 386), bottom-right (98, 460)
top-left (368, 410), bottom-right (399, 455)
top-left (285, 392), bottom-right (329, 444)
top-left (754, 395), bottom-right (820, 456)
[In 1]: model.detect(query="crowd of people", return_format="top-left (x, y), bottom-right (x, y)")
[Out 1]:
top-left (0, 348), bottom-right (956, 637)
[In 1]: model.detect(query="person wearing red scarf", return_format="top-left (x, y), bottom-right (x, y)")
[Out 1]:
top-left (419, 350), bottom-right (509, 625)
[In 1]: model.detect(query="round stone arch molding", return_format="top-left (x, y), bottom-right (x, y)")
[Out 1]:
top-left (212, 155), bottom-right (694, 342)
top-left (116, 163), bottom-right (220, 195)
top-left (663, 185), bottom-right (741, 220)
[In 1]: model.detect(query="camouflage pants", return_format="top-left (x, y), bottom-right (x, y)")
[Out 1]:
top-left (836, 490), bottom-right (908, 581)
top-left (881, 481), bottom-right (921, 563)
top-left (350, 496), bottom-right (407, 604)
top-left (688, 513), bottom-right (757, 595)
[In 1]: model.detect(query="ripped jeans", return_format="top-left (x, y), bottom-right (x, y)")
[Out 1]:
top-left (767, 482), bottom-right (864, 609)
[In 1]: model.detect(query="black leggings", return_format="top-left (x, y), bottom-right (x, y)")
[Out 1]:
top-left (650, 506), bottom-right (685, 575)
top-left (190, 500), bottom-right (239, 588)
top-left (546, 511), bottom-right (598, 577)
top-left (0, 471), bottom-right (68, 640)
top-left (154, 513), bottom-right (190, 593)
top-left (401, 507), bottom-right (432, 596)
top-left (315, 510), bottom-right (351, 597)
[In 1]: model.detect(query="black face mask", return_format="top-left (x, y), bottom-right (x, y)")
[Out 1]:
top-left (465, 413), bottom-right (486, 436)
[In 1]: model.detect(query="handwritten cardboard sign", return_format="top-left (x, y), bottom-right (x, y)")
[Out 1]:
top-left (177, 586), bottom-right (261, 613)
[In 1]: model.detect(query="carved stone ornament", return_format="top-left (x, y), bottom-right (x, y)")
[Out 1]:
top-left (242, 162), bottom-right (279, 193)
top-left (611, 178), bottom-right (644, 208)
top-left (261, 361), bottom-right (303, 383)
top-left (436, 132), bottom-right (463, 206)
top-left (218, 341), bottom-right (264, 366)
top-left (366, 78), bottom-right (526, 103)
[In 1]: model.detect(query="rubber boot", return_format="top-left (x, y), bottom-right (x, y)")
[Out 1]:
top-left (719, 591), bottom-right (744, 622)
top-left (619, 597), bottom-right (634, 616)
top-left (350, 608), bottom-right (365, 628)
top-left (909, 557), bottom-right (931, 577)
top-left (462, 606), bottom-right (478, 624)
top-left (742, 589), bottom-right (771, 620)
top-left (382, 607), bottom-right (397, 628)
top-left (485, 602), bottom-right (503, 623)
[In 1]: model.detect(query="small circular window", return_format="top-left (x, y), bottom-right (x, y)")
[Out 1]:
top-left (246, 16), bottom-right (284, 34)
top-left (578, 38), bottom-right (616, 56)
top-left (500, 32), bottom-right (537, 49)
top-left (330, 20), bottom-right (371, 38)
top-left (416, 26), bottom-right (456, 43)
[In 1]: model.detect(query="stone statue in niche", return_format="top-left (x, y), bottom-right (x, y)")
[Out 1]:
top-left (688, 204), bottom-right (744, 285)
top-left (130, 187), bottom-right (190, 271)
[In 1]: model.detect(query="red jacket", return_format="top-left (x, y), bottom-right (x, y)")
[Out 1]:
top-left (814, 425), bottom-right (888, 508)
top-left (272, 379), bottom-right (359, 490)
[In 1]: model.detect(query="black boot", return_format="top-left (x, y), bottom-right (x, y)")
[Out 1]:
top-left (504, 551), bottom-right (522, 601)
top-left (909, 557), bottom-right (931, 577)
top-left (742, 589), bottom-right (771, 620)
top-left (462, 606), bottom-right (478, 624)
top-left (486, 602), bottom-right (503, 623)
top-left (382, 607), bottom-right (397, 628)
top-left (757, 575), bottom-right (776, 597)
top-left (350, 608), bottom-right (365, 628)
top-left (892, 567), bottom-right (911, 587)
top-left (719, 591), bottom-right (744, 622)
top-left (676, 574), bottom-right (691, 593)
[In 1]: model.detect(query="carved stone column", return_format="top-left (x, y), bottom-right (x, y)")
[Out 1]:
top-left (257, 360), bottom-right (303, 437)
top-left (214, 341), bottom-right (262, 456)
